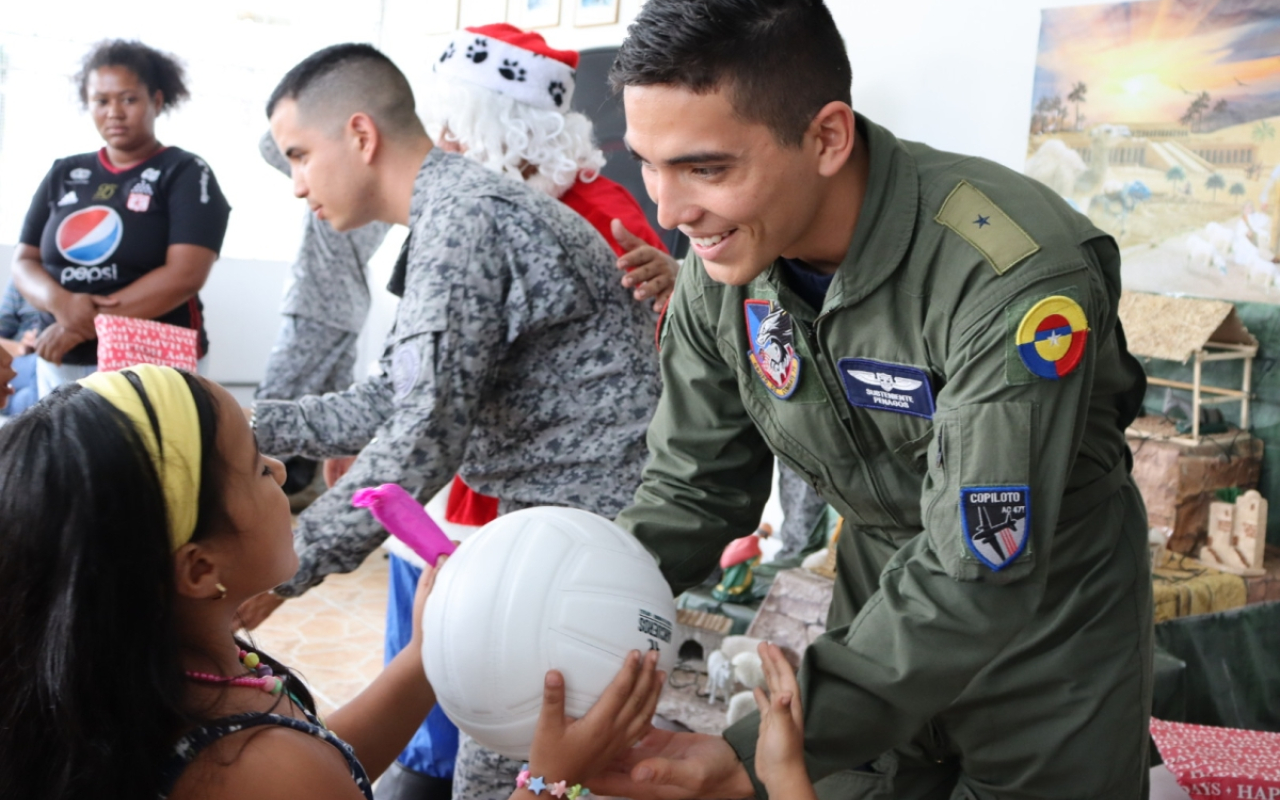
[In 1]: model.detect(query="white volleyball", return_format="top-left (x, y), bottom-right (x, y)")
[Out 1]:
top-left (421, 506), bottom-right (678, 760)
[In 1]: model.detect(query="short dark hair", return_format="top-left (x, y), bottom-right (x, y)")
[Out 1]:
top-left (610, 0), bottom-right (852, 147)
top-left (76, 39), bottom-right (190, 111)
top-left (266, 43), bottom-right (424, 139)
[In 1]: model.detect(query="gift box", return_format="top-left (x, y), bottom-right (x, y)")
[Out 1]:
top-left (1151, 718), bottom-right (1280, 798)
top-left (94, 314), bottom-right (199, 373)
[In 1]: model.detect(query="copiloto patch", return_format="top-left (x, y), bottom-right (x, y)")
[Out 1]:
top-left (961, 486), bottom-right (1030, 571)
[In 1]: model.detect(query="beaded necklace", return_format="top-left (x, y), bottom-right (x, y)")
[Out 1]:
top-left (185, 648), bottom-right (285, 695)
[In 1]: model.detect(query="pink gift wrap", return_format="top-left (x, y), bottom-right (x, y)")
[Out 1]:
top-left (1151, 718), bottom-right (1280, 798)
top-left (94, 313), bottom-right (199, 373)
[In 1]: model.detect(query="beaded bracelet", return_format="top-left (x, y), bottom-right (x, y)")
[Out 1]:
top-left (516, 764), bottom-right (590, 798)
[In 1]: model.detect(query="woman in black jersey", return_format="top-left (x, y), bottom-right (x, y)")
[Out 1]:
top-left (10, 39), bottom-right (231, 395)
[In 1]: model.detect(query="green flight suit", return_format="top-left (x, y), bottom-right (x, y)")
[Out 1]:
top-left (616, 116), bottom-right (1153, 799)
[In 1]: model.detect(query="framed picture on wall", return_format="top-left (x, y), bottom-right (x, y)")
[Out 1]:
top-left (507, 0), bottom-right (561, 29)
top-left (423, 0), bottom-right (460, 34)
top-left (574, 0), bottom-right (619, 26)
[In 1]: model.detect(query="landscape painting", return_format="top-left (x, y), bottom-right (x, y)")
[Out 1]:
top-left (1027, 0), bottom-right (1280, 303)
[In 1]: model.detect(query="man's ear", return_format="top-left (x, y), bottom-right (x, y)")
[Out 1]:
top-left (348, 112), bottom-right (381, 165)
top-left (173, 541), bottom-right (224, 601)
top-left (809, 101), bottom-right (856, 179)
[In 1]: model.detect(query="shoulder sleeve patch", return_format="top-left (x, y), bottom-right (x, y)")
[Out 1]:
top-left (935, 180), bottom-right (1040, 276)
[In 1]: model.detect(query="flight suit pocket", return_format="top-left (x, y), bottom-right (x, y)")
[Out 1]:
top-left (926, 402), bottom-right (1036, 582)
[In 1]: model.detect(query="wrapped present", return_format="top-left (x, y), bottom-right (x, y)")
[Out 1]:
top-left (1151, 718), bottom-right (1280, 797)
top-left (94, 314), bottom-right (198, 373)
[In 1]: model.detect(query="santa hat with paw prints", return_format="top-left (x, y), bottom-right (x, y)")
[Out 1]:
top-left (434, 23), bottom-right (578, 112)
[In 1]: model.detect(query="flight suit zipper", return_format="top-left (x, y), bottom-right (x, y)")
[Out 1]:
top-left (800, 315), bottom-right (906, 528)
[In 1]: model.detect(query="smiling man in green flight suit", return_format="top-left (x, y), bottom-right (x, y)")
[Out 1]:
top-left (596, 1), bottom-right (1153, 799)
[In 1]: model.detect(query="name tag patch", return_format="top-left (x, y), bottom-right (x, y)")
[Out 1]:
top-left (961, 486), bottom-right (1030, 571)
top-left (837, 358), bottom-right (934, 419)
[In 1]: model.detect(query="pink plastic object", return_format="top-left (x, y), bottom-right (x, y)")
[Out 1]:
top-left (352, 484), bottom-right (457, 566)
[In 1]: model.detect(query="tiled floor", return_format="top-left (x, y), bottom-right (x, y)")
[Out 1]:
top-left (249, 549), bottom-right (390, 716)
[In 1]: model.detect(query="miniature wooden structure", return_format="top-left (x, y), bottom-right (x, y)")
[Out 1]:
top-left (744, 568), bottom-right (835, 667)
top-left (673, 608), bottom-right (734, 662)
top-left (1200, 490), bottom-right (1270, 577)
top-left (1118, 292), bottom-right (1258, 444)
top-left (1127, 422), bottom-right (1263, 553)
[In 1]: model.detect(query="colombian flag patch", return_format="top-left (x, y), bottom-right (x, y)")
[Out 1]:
top-left (1014, 295), bottom-right (1089, 381)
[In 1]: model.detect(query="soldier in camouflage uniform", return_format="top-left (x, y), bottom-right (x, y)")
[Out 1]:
top-left (254, 132), bottom-right (392, 496)
top-left (242, 43), bottom-right (661, 800)
top-left (250, 147), bottom-right (659, 592)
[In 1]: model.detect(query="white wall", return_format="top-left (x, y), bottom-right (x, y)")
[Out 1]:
top-left (382, 0), bottom-right (1090, 173)
top-left (1, 0), bottom-right (1096, 387)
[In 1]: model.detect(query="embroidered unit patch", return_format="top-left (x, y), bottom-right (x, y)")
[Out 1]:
top-left (391, 343), bottom-right (421, 401)
top-left (1015, 295), bottom-right (1089, 380)
top-left (744, 299), bottom-right (801, 399)
top-left (837, 358), bottom-right (935, 419)
top-left (960, 486), bottom-right (1030, 571)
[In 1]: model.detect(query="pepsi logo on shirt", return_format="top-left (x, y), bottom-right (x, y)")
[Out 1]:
top-left (57, 206), bottom-right (123, 269)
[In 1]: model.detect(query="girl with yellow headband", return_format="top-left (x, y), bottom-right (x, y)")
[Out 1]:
top-left (0, 365), bottom-right (663, 799)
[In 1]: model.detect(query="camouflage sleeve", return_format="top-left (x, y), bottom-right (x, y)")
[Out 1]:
top-left (255, 316), bottom-right (359, 401)
top-left (266, 198), bottom-right (516, 597)
top-left (253, 374), bottom-right (395, 460)
top-left (279, 211), bottom-right (388, 333)
top-left (258, 130), bottom-right (289, 176)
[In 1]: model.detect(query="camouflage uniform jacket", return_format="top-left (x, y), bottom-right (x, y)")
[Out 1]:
top-left (254, 148), bottom-right (661, 596)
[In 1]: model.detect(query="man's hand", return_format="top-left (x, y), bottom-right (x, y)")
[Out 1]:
top-left (34, 323), bottom-right (87, 365)
top-left (20, 329), bottom-right (38, 352)
top-left (589, 728), bottom-right (755, 800)
top-left (235, 590), bottom-right (287, 631)
top-left (614, 219), bottom-right (678, 313)
top-left (0, 347), bottom-right (15, 410)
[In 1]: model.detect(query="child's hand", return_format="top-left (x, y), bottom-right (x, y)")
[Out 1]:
top-left (614, 219), bottom-right (678, 313)
top-left (525, 649), bottom-right (665, 791)
top-left (753, 642), bottom-right (815, 798)
top-left (408, 554), bottom-right (448, 652)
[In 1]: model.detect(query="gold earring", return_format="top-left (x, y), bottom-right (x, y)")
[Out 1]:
top-left (215, 583), bottom-right (228, 601)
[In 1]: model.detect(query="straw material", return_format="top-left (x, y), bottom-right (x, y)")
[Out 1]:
top-left (1118, 291), bottom-right (1256, 363)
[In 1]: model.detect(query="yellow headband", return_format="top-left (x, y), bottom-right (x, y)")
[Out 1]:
top-left (79, 365), bottom-right (203, 550)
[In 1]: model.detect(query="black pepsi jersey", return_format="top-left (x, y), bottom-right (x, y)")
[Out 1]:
top-left (19, 146), bottom-right (231, 365)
